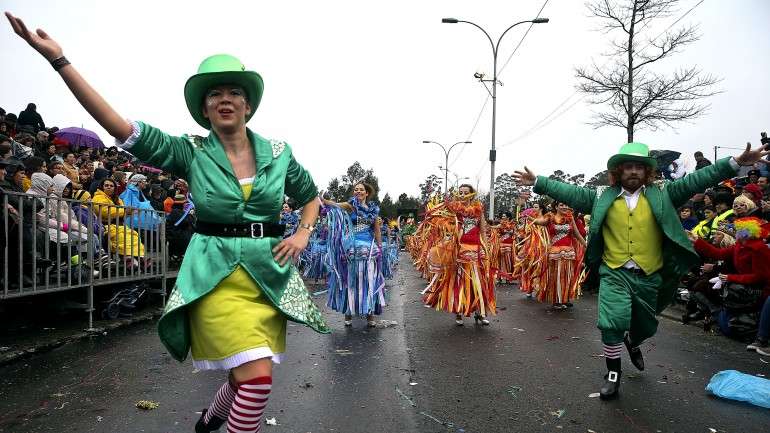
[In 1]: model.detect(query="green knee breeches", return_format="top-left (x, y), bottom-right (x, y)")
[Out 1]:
top-left (597, 263), bottom-right (662, 345)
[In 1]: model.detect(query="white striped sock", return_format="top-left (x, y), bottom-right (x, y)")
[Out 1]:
top-left (603, 343), bottom-right (623, 359)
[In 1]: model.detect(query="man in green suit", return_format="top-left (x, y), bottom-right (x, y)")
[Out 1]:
top-left (513, 142), bottom-right (768, 400)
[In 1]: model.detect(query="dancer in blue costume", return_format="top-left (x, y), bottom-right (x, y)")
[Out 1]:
top-left (388, 221), bottom-right (401, 274)
top-left (379, 218), bottom-right (401, 279)
top-left (279, 201), bottom-right (300, 238)
top-left (323, 182), bottom-right (385, 327)
top-left (301, 206), bottom-right (330, 281)
top-left (380, 218), bottom-right (394, 279)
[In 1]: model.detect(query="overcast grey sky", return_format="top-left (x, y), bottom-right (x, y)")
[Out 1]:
top-left (2, 0), bottom-right (768, 198)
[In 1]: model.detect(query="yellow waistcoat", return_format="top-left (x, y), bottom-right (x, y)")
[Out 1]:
top-left (602, 194), bottom-right (663, 274)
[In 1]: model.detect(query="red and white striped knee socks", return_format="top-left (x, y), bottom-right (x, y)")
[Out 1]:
top-left (227, 376), bottom-right (272, 433)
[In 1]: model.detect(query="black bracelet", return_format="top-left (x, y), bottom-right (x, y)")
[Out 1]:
top-left (50, 56), bottom-right (70, 71)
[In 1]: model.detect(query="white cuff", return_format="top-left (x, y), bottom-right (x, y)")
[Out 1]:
top-left (728, 157), bottom-right (740, 171)
top-left (116, 121), bottom-right (141, 150)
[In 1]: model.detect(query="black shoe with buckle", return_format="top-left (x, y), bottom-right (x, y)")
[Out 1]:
top-left (624, 334), bottom-right (644, 371)
top-left (600, 370), bottom-right (621, 400)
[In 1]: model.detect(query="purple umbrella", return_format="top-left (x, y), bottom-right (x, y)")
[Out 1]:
top-left (55, 127), bottom-right (105, 148)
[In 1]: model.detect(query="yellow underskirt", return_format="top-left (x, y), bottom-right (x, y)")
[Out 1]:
top-left (188, 181), bottom-right (286, 363)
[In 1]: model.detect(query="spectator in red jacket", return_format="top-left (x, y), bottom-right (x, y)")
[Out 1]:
top-left (693, 217), bottom-right (770, 301)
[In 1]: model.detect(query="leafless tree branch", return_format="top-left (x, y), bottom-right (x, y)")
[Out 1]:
top-left (575, 0), bottom-right (720, 141)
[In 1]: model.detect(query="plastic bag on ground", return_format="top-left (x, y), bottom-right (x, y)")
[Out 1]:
top-left (705, 370), bottom-right (770, 409)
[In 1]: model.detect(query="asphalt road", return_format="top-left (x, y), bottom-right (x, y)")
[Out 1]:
top-left (0, 254), bottom-right (768, 433)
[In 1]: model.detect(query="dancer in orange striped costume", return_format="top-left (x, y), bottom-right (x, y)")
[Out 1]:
top-left (514, 206), bottom-right (548, 299)
top-left (531, 202), bottom-right (587, 309)
top-left (495, 212), bottom-right (516, 283)
top-left (422, 185), bottom-right (495, 326)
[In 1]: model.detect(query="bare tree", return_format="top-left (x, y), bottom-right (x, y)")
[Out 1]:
top-left (575, 0), bottom-right (721, 142)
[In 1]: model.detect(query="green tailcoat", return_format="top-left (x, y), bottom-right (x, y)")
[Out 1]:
top-left (127, 122), bottom-right (329, 362)
top-left (534, 158), bottom-right (736, 313)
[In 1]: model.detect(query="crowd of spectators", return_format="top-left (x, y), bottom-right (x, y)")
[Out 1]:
top-left (671, 136), bottom-right (770, 356)
top-left (1, 103), bottom-right (195, 288)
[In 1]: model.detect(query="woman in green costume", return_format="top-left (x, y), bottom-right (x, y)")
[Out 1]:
top-left (6, 12), bottom-right (328, 433)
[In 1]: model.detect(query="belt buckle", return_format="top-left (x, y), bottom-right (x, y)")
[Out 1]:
top-left (250, 222), bottom-right (264, 238)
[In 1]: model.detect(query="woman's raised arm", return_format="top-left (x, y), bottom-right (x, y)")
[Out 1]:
top-left (5, 12), bottom-right (132, 141)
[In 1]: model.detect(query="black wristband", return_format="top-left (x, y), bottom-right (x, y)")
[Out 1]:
top-left (50, 56), bottom-right (70, 71)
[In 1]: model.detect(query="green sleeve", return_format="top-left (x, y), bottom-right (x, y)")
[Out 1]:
top-left (533, 176), bottom-right (596, 214)
top-left (284, 147), bottom-right (318, 206)
top-left (126, 122), bottom-right (195, 179)
top-left (665, 158), bottom-right (736, 208)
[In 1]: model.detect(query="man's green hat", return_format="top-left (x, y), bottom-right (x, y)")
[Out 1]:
top-left (606, 142), bottom-right (657, 170)
top-left (184, 54), bottom-right (264, 129)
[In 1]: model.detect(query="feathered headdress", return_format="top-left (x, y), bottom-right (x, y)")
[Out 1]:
top-left (734, 217), bottom-right (770, 240)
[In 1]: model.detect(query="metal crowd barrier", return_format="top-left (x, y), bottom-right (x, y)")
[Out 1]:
top-left (1, 191), bottom-right (169, 329)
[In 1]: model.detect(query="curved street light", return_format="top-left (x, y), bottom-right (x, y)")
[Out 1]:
top-left (423, 140), bottom-right (472, 195)
top-left (442, 16), bottom-right (549, 219)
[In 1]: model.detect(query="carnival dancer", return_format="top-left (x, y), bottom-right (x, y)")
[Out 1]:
top-left (423, 184), bottom-right (495, 326)
top-left (380, 217), bottom-right (397, 279)
top-left (6, 13), bottom-right (329, 432)
top-left (386, 219), bottom-right (401, 275)
top-left (279, 200), bottom-right (299, 239)
top-left (531, 202), bottom-right (587, 310)
top-left (495, 212), bottom-right (516, 283)
top-left (513, 141), bottom-right (768, 400)
top-left (301, 205), bottom-right (329, 281)
top-left (413, 194), bottom-right (453, 279)
top-left (322, 183), bottom-right (385, 327)
top-left (401, 214), bottom-right (417, 253)
top-left (514, 207), bottom-right (548, 299)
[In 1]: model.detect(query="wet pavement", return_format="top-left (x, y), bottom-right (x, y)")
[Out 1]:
top-left (0, 254), bottom-right (768, 433)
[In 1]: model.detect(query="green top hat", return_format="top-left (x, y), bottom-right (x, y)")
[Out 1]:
top-left (606, 142), bottom-right (657, 170)
top-left (184, 54), bottom-right (264, 130)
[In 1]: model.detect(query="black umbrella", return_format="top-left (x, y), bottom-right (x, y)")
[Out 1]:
top-left (649, 149), bottom-right (681, 169)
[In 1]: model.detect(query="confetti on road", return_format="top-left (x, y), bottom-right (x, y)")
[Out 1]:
top-left (550, 409), bottom-right (566, 418)
top-left (135, 400), bottom-right (159, 410)
top-left (507, 385), bottom-right (523, 399)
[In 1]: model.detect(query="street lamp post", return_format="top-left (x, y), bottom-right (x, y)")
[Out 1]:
top-left (714, 145), bottom-right (745, 162)
top-left (439, 167), bottom-right (470, 191)
top-left (442, 17), bottom-right (549, 220)
top-left (423, 140), bottom-right (472, 195)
